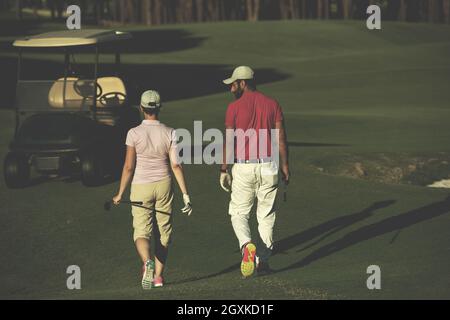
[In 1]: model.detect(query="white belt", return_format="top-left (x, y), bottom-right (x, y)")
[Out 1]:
top-left (235, 158), bottom-right (272, 164)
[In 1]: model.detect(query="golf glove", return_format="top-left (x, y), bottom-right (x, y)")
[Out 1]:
top-left (181, 194), bottom-right (193, 216)
top-left (220, 171), bottom-right (232, 193)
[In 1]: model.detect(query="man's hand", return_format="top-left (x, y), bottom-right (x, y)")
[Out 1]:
top-left (181, 194), bottom-right (193, 216)
top-left (112, 194), bottom-right (122, 205)
top-left (281, 165), bottom-right (290, 185)
top-left (220, 171), bottom-right (232, 192)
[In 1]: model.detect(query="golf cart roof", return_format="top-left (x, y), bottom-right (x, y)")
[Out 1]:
top-left (13, 29), bottom-right (132, 48)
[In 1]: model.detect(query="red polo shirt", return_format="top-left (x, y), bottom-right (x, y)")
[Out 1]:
top-left (225, 90), bottom-right (283, 161)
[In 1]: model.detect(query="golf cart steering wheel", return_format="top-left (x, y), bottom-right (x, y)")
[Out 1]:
top-left (73, 79), bottom-right (103, 99)
top-left (98, 92), bottom-right (126, 107)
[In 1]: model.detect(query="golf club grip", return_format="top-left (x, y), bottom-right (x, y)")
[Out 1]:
top-left (106, 200), bottom-right (143, 205)
top-left (118, 200), bottom-right (143, 205)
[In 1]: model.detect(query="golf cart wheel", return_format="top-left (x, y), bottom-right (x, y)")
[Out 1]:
top-left (81, 153), bottom-right (104, 187)
top-left (3, 152), bottom-right (30, 188)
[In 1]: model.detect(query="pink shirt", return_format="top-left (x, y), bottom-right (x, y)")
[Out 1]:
top-left (125, 120), bottom-right (177, 185)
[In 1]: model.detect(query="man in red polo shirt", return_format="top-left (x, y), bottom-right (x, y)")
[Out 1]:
top-left (220, 66), bottom-right (290, 277)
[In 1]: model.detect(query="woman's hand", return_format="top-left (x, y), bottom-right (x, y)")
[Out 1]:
top-left (181, 194), bottom-right (193, 216)
top-left (112, 194), bottom-right (122, 205)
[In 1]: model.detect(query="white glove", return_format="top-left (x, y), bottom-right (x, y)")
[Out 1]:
top-left (220, 171), bottom-right (232, 193)
top-left (181, 194), bottom-right (193, 216)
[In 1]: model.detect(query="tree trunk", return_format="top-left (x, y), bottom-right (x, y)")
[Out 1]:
top-left (95, 0), bottom-right (104, 25)
top-left (324, 0), bottom-right (329, 19)
top-left (119, 0), bottom-right (126, 23)
top-left (185, 0), bottom-right (194, 23)
top-left (254, 0), bottom-right (261, 21)
top-left (162, 1), bottom-right (168, 24)
top-left (103, 0), bottom-right (113, 22)
top-left (142, 0), bottom-right (151, 25)
top-left (127, 0), bottom-right (135, 23)
top-left (112, 0), bottom-right (120, 22)
top-left (280, 0), bottom-right (288, 19)
top-left (399, 0), bottom-right (407, 21)
top-left (430, 0), bottom-right (441, 23)
top-left (428, 0), bottom-right (435, 23)
top-left (16, 0), bottom-right (22, 20)
top-left (317, 0), bottom-right (323, 19)
top-left (227, 0), bottom-right (242, 20)
top-left (341, 0), bottom-right (352, 19)
top-left (385, 0), bottom-right (399, 20)
top-left (290, 0), bottom-right (298, 19)
top-left (49, 0), bottom-right (55, 20)
top-left (176, 0), bottom-right (184, 23)
top-left (444, 0), bottom-right (450, 24)
top-left (56, 0), bottom-right (63, 18)
top-left (177, 0), bottom-right (192, 23)
top-left (207, 0), bottom-right (220, 21)
top-left (246, 0), bottom-right (260, 21)
top-left (32, 0), bottom-right (39, 18)
top-left (153, 0), bottom-right (162, 25)
top-left (301, 0), bottom-right (306, 19)
top-left (195, 0), bottom-right (203, 21)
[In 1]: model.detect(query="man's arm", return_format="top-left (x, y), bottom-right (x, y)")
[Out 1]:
top-left (221, 125), bottom-right (234, 172)
top-left (275, 120), bottom-right (290, 183)
top-left (219, 125), bottom-right (234, 192)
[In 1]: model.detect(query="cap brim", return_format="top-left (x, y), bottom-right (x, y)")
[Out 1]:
top-left (223, 77), bottom-right (235, 85)
top-left (140, 104), bottom-right (160, 109)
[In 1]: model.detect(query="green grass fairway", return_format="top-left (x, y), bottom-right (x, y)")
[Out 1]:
top-left (1, 19), bottom-right (450, 299)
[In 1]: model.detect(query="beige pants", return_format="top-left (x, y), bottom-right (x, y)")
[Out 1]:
top-left (229, 162), bottom-right (279, 262)
top-left (130, 177), bottom-right (173, 246)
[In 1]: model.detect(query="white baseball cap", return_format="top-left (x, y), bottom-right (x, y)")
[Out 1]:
top-left (223, 66), bottom-right (254, 85)
top-left (140, 90), bottom-right (161, 108)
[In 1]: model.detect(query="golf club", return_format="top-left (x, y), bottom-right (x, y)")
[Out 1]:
top-left (283, 180), bottom-right (288, 202)
top-left (104, 200), bottom-right (176, 216)
top-left (104, 200), bottom-right (144, 211)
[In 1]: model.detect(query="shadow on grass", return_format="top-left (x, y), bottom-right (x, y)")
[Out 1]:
top-left (0, 56), bottom-right (290, 109)
top-left (0, 26), bottom-right (288, 108)
top-left (173, 196), bottom-right (450, 284)
top-left (102, 29), bottom-right (206, 54)
top-left (274, 200), bottom-right (396, 255)
top-left (24, 172), bottom-right (120, 188)
top-left (169, 200), bottom-right (395, 285)
top-left (276, 195), bottom-right (450, 273)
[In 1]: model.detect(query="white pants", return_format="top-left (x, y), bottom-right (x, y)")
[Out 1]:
top-left (229, 162), bottom-right (278, 262)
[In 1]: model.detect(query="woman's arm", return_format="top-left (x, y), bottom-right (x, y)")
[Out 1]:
top-left (170, 156), bottom-right (193, 215)
top-left (170, 154), bottom-right (188, 195)
top-left (169, 135), bottom-right (192, 215)
top-left (113, 146), bottom-right (136, 204)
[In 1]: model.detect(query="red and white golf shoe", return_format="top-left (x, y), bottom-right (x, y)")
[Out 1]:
top-left (241, 242), bottom-right (257, 278)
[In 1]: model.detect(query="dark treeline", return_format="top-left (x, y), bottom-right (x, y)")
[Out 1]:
top-left (3, 0), bottom-right (450, 24)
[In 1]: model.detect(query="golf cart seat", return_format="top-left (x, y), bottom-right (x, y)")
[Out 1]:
top-left (48, 77), bottom-right (87, 109)
top-left (48, 76), bottom-right (127, 126)
top-left (48, 76), bottom-right (127, 108)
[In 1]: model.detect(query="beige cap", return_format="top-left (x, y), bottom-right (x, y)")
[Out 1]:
top-left (140, 90), bottom-right (161, 108)
top-left (223, 66), bottom-right (254, 85)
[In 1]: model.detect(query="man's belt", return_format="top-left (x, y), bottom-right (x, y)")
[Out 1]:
top-left (235, 157), bottom-right (272, 164)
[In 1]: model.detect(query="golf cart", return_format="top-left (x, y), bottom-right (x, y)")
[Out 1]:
top-left (4, 29), bottom-right (141, 188)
